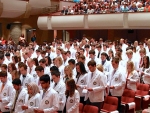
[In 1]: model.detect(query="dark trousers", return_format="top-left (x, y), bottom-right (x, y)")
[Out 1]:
top-left (57, 111), bottom-right (62, 113)
top-left (80, 97), bottom-right (86, 105)
top-left (86, 98), bottom-right (103, 112)
top-left (2, 112), bottom-right (10, 113)
top-left (109, 93), bottom-right (121, 113)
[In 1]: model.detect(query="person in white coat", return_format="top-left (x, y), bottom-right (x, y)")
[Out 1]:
top-left (75, 62), bottom-right (87, 105)
top-left (65, 79), bottom-right (80, 113)
top-left (34, 74), bottom-right (59, 113)
top-left (142, 67), bottom-right (150, 84)
top-left (0, 71), bottom-right (15, 113)
top-left (125, 61), bottom-right (139, 91)
top-left (21, 82), bottom-right (40, 113)
top-left (107, 57), bottom-right (126, 113)
top-left (51, 71), bottom-right (66, 113)
top-left (84, 60), bottom-right (107, 111)
top-left (100, 52), bottom-right (113, 72)
top-left (19, 64), bottom-right (34, 88)
top-left (11, 78), bottom-right (28, 113)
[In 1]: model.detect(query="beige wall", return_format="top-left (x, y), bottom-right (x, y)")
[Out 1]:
top-left (0, 16), bottom-right (54, 45)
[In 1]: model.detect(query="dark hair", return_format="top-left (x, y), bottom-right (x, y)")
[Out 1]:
top-left (51, 71), bottom-right (60, 77)
top-left (50, 66), bottom-right (59, 72)
top-left (12, 56), bottom-right (18, 63)
top-left (87, 60), bottom-right (96, 67)
top-left (35, 66), bottom-right (44, 72)
top-left (45, 56), bottom-right (52, 66)
top-left (65, 79), bottom-right (76, 97)
top-left (19, 63), bottom-right (27, 70)
top-left (89, 50), bottom-right (95, 55)
top-left (111, 57), bottom-right (120, 64)
top-left (0, 54), bottom-right (4, 60)
top-left (68, 59), bottom-right (75, 65)
top-left (84, 44), bottom-right (90, 48)
top-left (40, 74), bottom-right (50, 83)
top-left (12, 78), bottom-right (21, 85)
top-left (76, 62), bottom-right (87, 77)
top-left (0, 71), bottom-right (7, 77)
top-left (33, 58), bottom-right (39, 66)
top-left (142, 56), bottom-right (149, 68)
top-left (1, 64), bottom-right (7, 69)
top-left (8, 63), bottom-right (17, 72)
top-left (39, 59), bottom-right (46, 63)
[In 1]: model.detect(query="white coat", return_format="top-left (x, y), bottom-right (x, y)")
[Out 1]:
top-left (14, 88), bottom-right (28, 113)
top-left (84, 69), bottom-right (107, 102)
top-left (38, 87), bottom-right (59, 113)
top-left (52, 80), bottom-right (66, 111)
top-left (126, 70), bottom-right (139, 91)
top-left (66, 90), bottom-right (80, 113)
top-left (24, 93), bottom-right (40, 113)
top-left (107, 67), bottom-right (126, 96)
top-left (0, 81), bottom-right (15, 112)
top-left (20, 73), bottom-right (34, 88)
top-left (75, 73), bottom-right (87, 97)
top-left (101, 60), bottom-right (113, 72)
top-left (143, 67), bottom-right (150, 84)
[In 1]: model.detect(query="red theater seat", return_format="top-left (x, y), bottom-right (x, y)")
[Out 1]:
top-left (83, 105), bottom-right (98, 113)
top-left (135, 83), bottom-right (150, 110)
top-left (101, 96), bottom-right (118, 113)
top-left (121, 89), bottom-right (135, 113)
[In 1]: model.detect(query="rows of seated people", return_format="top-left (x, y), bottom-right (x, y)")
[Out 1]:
top-left (0, 35), bottom-right (150, 113)
top-left (61, 0), bottom-right (150, 15)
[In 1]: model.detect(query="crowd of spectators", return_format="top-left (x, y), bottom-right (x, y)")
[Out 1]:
top-left (60, 0), bottom-right (150, 15)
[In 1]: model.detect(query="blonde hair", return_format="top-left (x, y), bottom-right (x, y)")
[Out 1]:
top-left (126, 50), bottom-right (133, 55)
top-left (127, 61), bottom-right (134, 72)
top-left (97, 64), bottom-right (104, 72)
top-left (55, 56), bottom-right (63, 66)
top-left (64, 65), bottom-right (73, 78)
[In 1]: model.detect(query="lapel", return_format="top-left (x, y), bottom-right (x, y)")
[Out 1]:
top-left (112, 69), bottom-right (118, 80)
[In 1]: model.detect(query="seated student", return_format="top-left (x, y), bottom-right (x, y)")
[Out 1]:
top-left (64, 79), bottom-right (80, 113)
top-left (21, 82), bottom-right (40, 113)
top-left (34, 74), bottom-right (59, 113)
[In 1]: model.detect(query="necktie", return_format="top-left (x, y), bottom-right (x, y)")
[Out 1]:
top-left (91, 72), bottom-right (93, 79)
top-left (29, 68), bottom-right (32, 74)
top-left (102, 60), bottom-right (105, 65)
top-left (42, 90), bottom-right (46, 99)
top-left (53, 83), bottom-right (57, 88)
top-left (12, 91), bottom-right (19, 111)
top-left (48, 53), bottom-right (50, 57)
top-left (0, 83), bottom-right (4, 92)
top-left (97, 51), bottom-right (100, 58)
top-left (139, 58), bottom-right (143, 67)
top-left (24, 59), bottom-right (27, 64)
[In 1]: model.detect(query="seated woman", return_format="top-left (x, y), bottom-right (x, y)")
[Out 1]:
top-left (87, 5), bottom-right (94, 14)
top-left (144, 2), bottom-right (150, 12)
top-left (129, 3), bottom-right (138, 12)
top-left (137, 3), bottom-right (144, 12)
top-left (121, 3), bottom-right (129, 12)
top-left (125, 61), bottom-right (139, 91)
